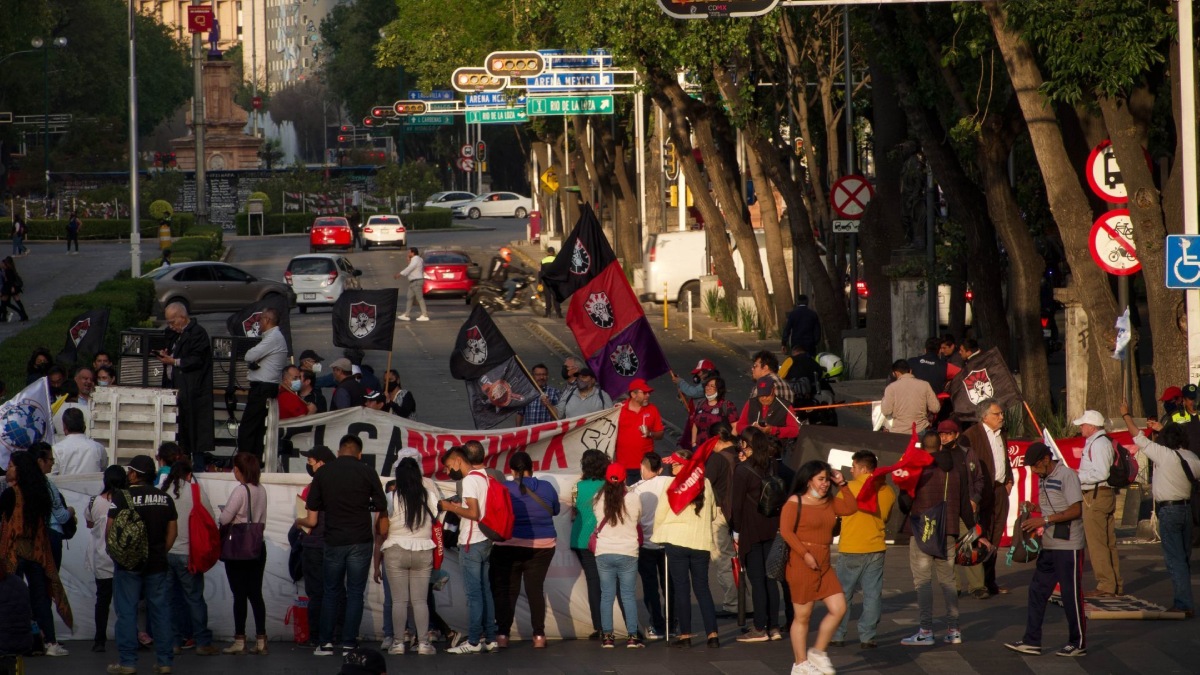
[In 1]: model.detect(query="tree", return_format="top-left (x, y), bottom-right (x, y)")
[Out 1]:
top-left (258, 138), bottom-right (284, 171)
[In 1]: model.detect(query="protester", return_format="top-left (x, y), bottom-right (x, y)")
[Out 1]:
top-left (154, 442), bottom-right (183, 489)
top-left (516, 363), bottom-right (559, 426)
top-left (1004, 442), bottom-right (1087, 657)
top-left (880, 359), bottom-right (941, 434)
top-left (218, 452), bottom-right (269, 655)
top-left (631, 452), bottom-right (672, 640)
top-left (279, 365), bottom-right (314, 419)
top-left (781, 295), bottom-right (821, 355)
top-left (937, 419), bottom-right (985, 597)
top-left (556, 367), bottom-right (612, 418)
top-left (907, 337), bottom-right (951, 394)
top-left (96, 364), bottom-right (118, 387)
top-left (492, 451), bottom-right (559, 648)
top-left (672, 359), bottom-right (718, 405)
top-left (300, 369), bottom-right (327, 413)
top-left (394, 247), bottom-right (429, 322)
top-left (959, 398), bottom-right (1013, 598)
top-left (158, 302), bottom-right (214, 470)
top-left (685, 376), bottom-right (738, 449)
top-left (729, 426), bottom-right (783, 642)
top-left (738, 376), bottom-right (800, 441)
top-left (26, 347), bottom-right (51, 384)
top-left (382, 369), bottom-right (417, 419)
top-left (93, 351), bottom-right (113, 371)
top-left (161, 459), bottom-right (220, 655)
top-left (295, 446), bottom-right (343, 649)
top-left (749, 350), bottom-right (793, 406)
top-left (569, 449), bottom-right (611, 639)
top-left (330, 358), bottom-right (366, 411)
top-left (830, 451), bottom-right (895, 650)
top-left (539, 247), bottom-right (562, 318)
top-left (704, 422), bottom-right (742, 618)
top-left (378, 456), bottom-right (439, 656)
top-left (593, 462), bottom-right (644, 648)
top-left (32, 443), bottom-right (73, 569)
top-left (87, 465), bottom-right (127, 652)
top-left (615, 379), bottom-right (664, 484)
top-left (1120, 403), bottom-right (1200, 617)
top-left (779, 344), bottom-right (825, 403)
top-left (1073, 409), bottom-right (1123, 597)
top-left (940, 334), bottom-right (963, 370)
top-left (438, 445), bottom-right (498, 653)
top-left (51, 407), bottom-right (105, 475)
top-left (0, 564), bottom-right (33, 656)
top-left (779, 459), bottom-right (856, 675)
top-left (654, 446), bottom-right (719, 648)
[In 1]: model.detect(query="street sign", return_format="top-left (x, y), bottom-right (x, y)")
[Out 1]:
top-left (485, 51), bottom-right (546, 78)
top-left (1089, 209), bottom-right (1141, 276)
top-left (407, 90), bottom-right (455, 101)
top-left (458, 158), bottom-right (476, 172)
top-left (526, 72), bottom-right (616, 92)
top-left (393, 100), bottom-right (427, 115)
top-left (466, 93), bottom-right (526, 107)
top-left (1086, 140), bottom-right (1127, 203)
top-left (186, 6), bottom-right (214, 33)
top-left (460, 144), bottom-right (475, 159)
top-left (829, 174), bottom-right (874, 219)
top-left (465, 107), bottom-right (528, 124)
top-left (401, 115), bottom-right (453, 126)
top-left (658, 0), bottom-right (780, 19)
top-left (527, 95), bottom-right (615, 116)
top-left (539, 50), bottom-right (614, 69)
top-left (541, 168), bottom-right (559, 193)
top-left (424, 101), bottom-right (466, 113)
top-left (832, 219), bottom-right (860, 234)
top-left (451, 68), bottom-right (507, 92)
top-left (1166, 235), bottom-right (1200, 288)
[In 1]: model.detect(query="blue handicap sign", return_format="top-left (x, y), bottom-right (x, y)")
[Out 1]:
top-left (1165, 235), bottom-right (1200, 288)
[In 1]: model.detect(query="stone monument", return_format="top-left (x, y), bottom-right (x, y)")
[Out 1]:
top-left (171, 53), bottom-right (262, 171)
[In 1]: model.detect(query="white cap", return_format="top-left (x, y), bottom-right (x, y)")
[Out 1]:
top-left (396, 447), bottom-right (421, 463)
top-left (352, 364), bottom-right (362, 376)
top-left (1072, 410), bottom-right (1105, 427)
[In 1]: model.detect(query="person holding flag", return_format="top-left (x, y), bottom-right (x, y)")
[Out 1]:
top-left (449, 306), bottom-right (541, 429)
top-left (614, 379), bottom-right (663, 484)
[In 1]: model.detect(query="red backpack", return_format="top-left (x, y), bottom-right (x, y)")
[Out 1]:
top-left (188, 481), bottom-right (220, 574)
top-left (469, 470), bottom-right (514, 543)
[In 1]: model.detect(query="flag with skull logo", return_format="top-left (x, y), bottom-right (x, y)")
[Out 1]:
top-left (451, 305), bottom-right (539, 428)
top-left (332, 289), bottom-right (398, 351)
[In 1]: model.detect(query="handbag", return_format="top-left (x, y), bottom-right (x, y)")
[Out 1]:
top-left (766, 498), bottom-right (801, 580)
top-left (587, 517), bottom-right (608, 554)
top-left (219, 485), bottom-right (266, 561)
top-left (1006, 501), bottom-right (1041, 565)
top-left (426, 505), bottom-right (444, 570)
top-left (908, 474), bottom-right (949, 559)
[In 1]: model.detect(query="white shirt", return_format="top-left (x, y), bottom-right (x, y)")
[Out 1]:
top-left (245, 325), bottom-right (289, 384)
top-left (985, 424), bottom-right (1007, 483)
top-left (382, 478), bottom-right (439, 552)
top-left (1077, 432), bottom-right (1115, 489)
top-left (592, 489), bottom-right (642, 557)
top-left (86, 493), bottom-right (114, 579)
top-left (53, 401), bottom-right (91, 438)
top-left (462, 470), bottom-right (491, 546)
top-left (632, 475), bottom-right (672, 551)
top-left (51, 433), bottom-right (106, 475)
top-left (1133, 433), bottom-right (1200, 502)
top-left (399, 255), bottom-right (425, 282)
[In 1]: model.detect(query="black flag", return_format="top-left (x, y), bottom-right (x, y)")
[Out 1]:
top-left (226, 295), bottom-right (293, 355)
top-left (539, 204), bottom-right (617, 303)
top-left (450, 305), bottom-right (539, 428)
top-left (57, 308), bottom-right (109, 366)
top-left (332, 289), bottom-right (398, 351)
top-left (948, 347), bottom-right (1022, 422)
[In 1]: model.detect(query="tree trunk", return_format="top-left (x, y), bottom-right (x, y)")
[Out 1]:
top-left (645, 104), bottom-right (666, 235)
top-left (746, 145), bottom-right (795, 327)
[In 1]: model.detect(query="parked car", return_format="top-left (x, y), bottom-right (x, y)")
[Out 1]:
top-left (145, 262), bottom-right (295, 315)
top-left (422, 249), bottom-right (482, 301)
top-left (285, 254), bottom-right (363, 313)
top-left (309, 216), bottom-right (354, 252)
top-left (452, 192), bottom-right (532, 219)
top-left (423, 191), bottom-right (477, 210)
top-left (361, 214), bottom-right (407, 250)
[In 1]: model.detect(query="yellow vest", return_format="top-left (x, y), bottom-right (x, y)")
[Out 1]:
top-left (541, 255), bottom-right (555, 264)
top-left (1171, 410), bottom-right (1193, 424)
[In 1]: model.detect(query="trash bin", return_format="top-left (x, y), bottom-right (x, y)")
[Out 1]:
top-left (158, 223), bottom-right (172, 250)
top-left (529, 211), bottom-right (542, 242)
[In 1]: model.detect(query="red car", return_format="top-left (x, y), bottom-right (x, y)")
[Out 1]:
top-left (422, 249), bottom-right (481, 301)
top-left (309, 216), bottom-right (354, 252)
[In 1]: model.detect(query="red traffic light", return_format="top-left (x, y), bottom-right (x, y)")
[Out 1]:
top-left (393, 100), bottom-right (428, 115)
top-left (371, 106), bottom-right (394, 118)
top-left (339, 125), bottom-right (353, 133)
top-left (485, 51), bottom-right (545, 78)
top-left (363, 117), bottom-right (377, 127)
top-left (337, 135), bottom-right (350, 143)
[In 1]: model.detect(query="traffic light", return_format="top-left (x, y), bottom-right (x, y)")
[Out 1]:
top-left (371, 106), bottom-right (395, 119)
top-left (668, 186), bottom-right (693, 207)
top-left (476, 141), bottom-right (487, 162)
top-left (154, 152), bottom-right (163, 168)
top-left (484, 50), bottom-right (545, 77)
top-left (363, 117), bottom-right (378, 128)
top-left (337, 134), bottom-right (350, 143)
top-left (167, 152), bottom-right (176, 168)
top-left (451, 67), bottom-right (507, 92)
top-left (663, 142), bottom-right (678, 180)
top-left (393, 100), bottom-right (427, 115)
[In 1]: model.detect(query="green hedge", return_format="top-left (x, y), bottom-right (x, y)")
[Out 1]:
top-left (0, 274), bottom-right (156, 394)
top-left (233, 209), bottom-right (453, 235)
top-left (0, 216), bottom-right (197, 240)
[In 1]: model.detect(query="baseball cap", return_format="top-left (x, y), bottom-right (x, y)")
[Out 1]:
top-left (1071, 410), bottom-right (1105, 427)
top-left (936, 420), bottom-right (960, 434)
top-left (662, 453), bottom-right (686, 466)
top-left (754, 376), bottom-right (775, 397)
top-left (298, 349), bottom-right (323, 363)
top-left (1023, 442), bottom-right (1052, 467)
top-left (1161, 386), bottom-right (1184, 401)
top-left (302, 441), bottom-right (336, 461)
top-left (605, 462), bottom-right (625, 483)
top-left (1185, 384), bottom-right (1198, 401)
top-left (339, 647), bottom-right (386, 675)
top-left (330, 357), bottom-right (353, 372)
top-left (396, 447), bottom-right (421, 464)
top-left (576, 367), bottom-right (596, 378)
top-left (127, 455), bottom-right (155, 476)
top-left (691, 359), bottom-right (716, 374)
top-left (628, 378), bottom-right (653, 393)
top-left (363, 389), bottom-right (384, 402)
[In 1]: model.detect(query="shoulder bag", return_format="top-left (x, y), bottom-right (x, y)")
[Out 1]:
top-left (908, 474), bottom-right (949, 559)
top-left (766, 498), bottom-right (801, 580)
top-left (220, 485), bottom-right (266, 561)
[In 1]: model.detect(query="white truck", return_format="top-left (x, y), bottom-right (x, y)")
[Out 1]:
top-left (641, 229), bottom-right (793, 306)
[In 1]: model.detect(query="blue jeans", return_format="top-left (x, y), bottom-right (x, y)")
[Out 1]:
top-left (114, 569), bottom-right (173, 668)
top-left (664, 543), bottom-right (718, 636)
top-left (597, 553), bottom-right (639, 635)
top-left (1158, 504), bottom-right (1194, 611)
top-left (320, 543), bottom-right (373, 647)
top-left (381, 574), bottom-right (393, 638)
top-left (833, 550), bottom-right (885, 642)
top-left (461, 539), bottom-right (496, 645)
top-left (166, 553), bottom-right (211, 647)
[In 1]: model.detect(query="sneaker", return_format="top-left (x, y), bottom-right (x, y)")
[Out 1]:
top-left (769, 629), bottom-right (784, 641)
top-left (388, 643), bottom-right (406, 655)
top-left (416, 315), bottom-right (430, 322)
top-left (944, 629), bottom-right (962, 645)
top-left (901, 630), bottom-right (935, 647)
top-left (45, 643), bottom-right (69, 656)
top-left (446, 641), bottom-right (482, 654)
top-left (153, 666), bottom-right (172, 675)
top-left (602, 633), bottom-right (616, 648)
top-left (1056, 644), bottom-right (1087, 657)
top-left (737, 629), bottom-right (770, 643)
top-left (381, 637), bottom-right (395, 651)
top-left (807, 648), bottom-right (835, 675)
top-left (644, 628), bottom-right (661, 641)
top-left (181, 639), bottom-right (196, 650)
top-left (627, 636), bottom-right (645, 649)
top-left (417, 642), bottom-right (437, 655)
top-left (313, 643), bottom-right (337, 656)
top-left (482, 641), bottom-right (499, 652)
top-left (446, 631), bottom-right (463, 648)
top-left (790, 662), bottom-right (820, 675)
top-left (139, 632), bottom-right (154, 647)
top-left (107, 666), bottom-right (137, 675)
top-left (398, 315), bottom-right (411, 321)
top-left (1004, 641), bottom-right (1041, 655)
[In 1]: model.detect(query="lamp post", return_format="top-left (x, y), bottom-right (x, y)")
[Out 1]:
top-left (30, 36), bottom-right (68, 202)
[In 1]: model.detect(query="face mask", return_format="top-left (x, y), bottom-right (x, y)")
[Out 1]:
top-left (98, 380), bottom-right (110, 387)
top-left (306, 464), bottom-right (316, 478)
top-left (809, 488), bottom-right (822, 499)
top-left (705, 393), bottom-right (718, 402)
top-left (448, 468), bottom-right (464, 481)
top-left (290, 379), bottom-right (302, 392)
top-left (312, 363), bottom-right (322, 374)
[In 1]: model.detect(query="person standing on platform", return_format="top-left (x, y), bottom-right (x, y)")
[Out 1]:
top-left (157, 302), bottom-right (214, 471)
top-left (239, 308), bottom-right (288, 464)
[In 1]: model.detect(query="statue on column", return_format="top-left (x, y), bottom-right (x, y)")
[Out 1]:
top-left (207, 19), bottom-right (221, 59)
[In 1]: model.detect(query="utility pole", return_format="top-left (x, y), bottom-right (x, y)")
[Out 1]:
top-left (192, 0), bottom-right (208, 227)
top-left (128, 1), bottom-right (141, 274)
top-left (843, 6), bottom-right (859, 329)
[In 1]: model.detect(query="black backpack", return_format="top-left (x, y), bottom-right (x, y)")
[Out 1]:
top-left (748, 466), bottom-right (786, 517)
top-left (1104, 436), bottom-right (1137, 489)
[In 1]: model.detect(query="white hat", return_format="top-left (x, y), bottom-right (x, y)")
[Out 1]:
top-left (1072, 410), bottom-right (1105, 427)
top-left (396, 447), bottom-right (421, 463)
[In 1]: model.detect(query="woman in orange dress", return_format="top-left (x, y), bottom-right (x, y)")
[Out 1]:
top-left (781, 460), bottom-right (858, 675)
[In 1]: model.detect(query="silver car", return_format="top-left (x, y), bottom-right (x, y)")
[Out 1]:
top-left (146, 262), bottom-right (295, 315)
top-left (285, 254), bottom-right (363, 313)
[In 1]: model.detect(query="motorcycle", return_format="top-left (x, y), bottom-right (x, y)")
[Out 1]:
top-left (787, 373), bottom-right (840, 426)
top-left (468, 272), bottom-right (543, 314)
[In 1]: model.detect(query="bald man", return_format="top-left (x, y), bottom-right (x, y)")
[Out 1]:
top-left (156, 302), bottom-right (214, 470)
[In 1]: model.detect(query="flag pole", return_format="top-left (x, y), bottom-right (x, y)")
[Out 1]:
top-left (515, 354), bottom-right (560, 420)
top-left (1022, 400), bottom-right (1042, 434)
top-left (385, 351), bottom-right (393, 393)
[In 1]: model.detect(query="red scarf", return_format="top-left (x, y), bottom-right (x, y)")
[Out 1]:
top-left (667, 436), bottom-right (718, 514)
top-left (856, 426), bottom-right (934, 514)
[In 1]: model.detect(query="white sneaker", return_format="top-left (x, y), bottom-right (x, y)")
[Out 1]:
top-left (45, 642), bottom-right (69, 656)
top-left (398, 314), bottom-right (411, 321)
top-left (446, 641), bottom-right (482, 654)
top-left (388, 643), bottom-right (405, 655)
top-left (416, 315), bottom-right (430, 322)
top-left (381, 637), bottom-right (394, 651)
top-left (482, 640), bottom-right (499, 652)
top-left (901, 630), bottom-right (935, 647)
top-left (807, 648), bottom-right (836, 675)
top-left (417, 642), bottom-right (436, 655)
top-left (791, 662), bottom-right (819, 675)
top-left (313, 643), bottom-right (336, 656)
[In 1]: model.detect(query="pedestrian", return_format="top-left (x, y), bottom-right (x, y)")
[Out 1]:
top-left (108, 454), bottom-right (176, 674)
top-left (329, 358), bottom-right (366, 411)
top-left (730, 426), bottom-right (783, 643)
top-left (749, 350), bottom-right (794, 407)
top-left (438, 445), bottom-right (499, 653)
top-left (295, 446), bottom-right (345, 649)
top-left (154, 441), bottom-right (183, 489)
top-left (593, 461), bottom-right (645, 649)
top-left (654, 446), bottom-right (720, 649)
top-left (880, 359), bottom-right (941, 434)
top-left (615, 379), bottom-right (664, 484)
top-left (704, 421), bottom-right (742, 619)
top-left (516, 363), bottom-right (559, 426)
top-left (556, 367), bottom-right (612, 418)
top-left (738, 376), bottom-right (800, 441)
top-left (959, 398), bottom-right (1013, 598)
top-left (239, 308), bottom-right (288, 463)
top-left (937, 420), bottom-right (986, 597)
top-left (393, 247), bottom-right (429, 322)
top-left (219, 452), bottom-right (269, 655)
top-left (161, 459), bottom-right (220, 655)
top-left (157, 302), bottom-right (215, 470)
top-left (26, 347), bottom-right (51, 384)
top-left (939, 334), bottom-right (964, 370)
top-left (684, 376), bottom-right (738, 450)
top-left (1119, 403), bottom-right (1200, 617)
top-left (378, 456), bottom-right (439, 656)
top-left (11, 213), bottom-right (27, 256)
top-left (1072, 409), bottom-right (1123, 597)
top-left (306, 435), bottom-right (388, 656)
top-left (830, 451), bottom-right (895, 650)
top-left (1003, 442), bottom-right (1087, 657)
top-left (671, 359), bottom-right (719, 407)
top-left (0, 563), bottom-right (34, 656)
top-left (569, 449), bottom-right (611, 639)
top-left (0, 451), bottom-right (73, 657)
top-left (492, 451), bottom-right (559, 649)
top-left (348, 207), bottom-right (362, 248)
top-left (907, 337), bottom-right (952, 394)
top-left (87, 465), bottom-right (127, 652)
top-left (631, 451), bottom-right (672, 641)
top-left (539, 247), bottom-right (562, 318)
top-left (66, 211), bottom-right (81, 254)
top-left (52, 407), bottom-right (105, 475)
top-left (32, 443), bottom-right (73, 570)
top-left (1, 256), bottom-right (29, 321)
top-left (780, 460), bottom-right (857, 675)
top-left (781, 294), bottom-right (821, 355)
top-left (958, 338), bottom-right (982, 363)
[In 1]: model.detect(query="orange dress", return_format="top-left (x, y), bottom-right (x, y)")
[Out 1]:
top-left (780, 486), bottom-right (858, 604)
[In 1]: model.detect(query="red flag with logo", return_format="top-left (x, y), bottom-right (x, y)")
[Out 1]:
top-left (856, 427), bottom-right (935, 513)
top-left (667, 436), bottom-right (718, 514)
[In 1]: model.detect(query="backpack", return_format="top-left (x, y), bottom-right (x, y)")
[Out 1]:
top-left (748, 466), bottom-right (787, 518)
top-left (470, 470), bottom-right (514, 542)
top-left (187, 481), bottom-right (220, 574)
top-left (106, 489), bottom-right (149, 571)
top-left (1006, 501), bottom-right (1041, 565)
top-left (1104, 436), bottom-right (1137, 489)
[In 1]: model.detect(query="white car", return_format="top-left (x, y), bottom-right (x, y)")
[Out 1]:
top-left (284, 254), bottom-right (362, 313)
top-left (361, 214), bottom-right (407, 250)
top-left (452, 192), bottom-right (533, 219)
top-left (423, 191), bottom-right (477, 210)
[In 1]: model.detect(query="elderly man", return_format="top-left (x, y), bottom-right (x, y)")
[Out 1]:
top-left (156, 302), bottom-right (214, 470)
top-left (52, 407), bottom-right (105, 475)
top-left (1073, 409), bottom-right (1122, 597)
top-left (239, 308), bottom-right (289, 464)
top-left (54, 365), bottom-right (96, 436)
top-left (880, 360), bottom-right (941, 434)
top-left (960, 398), bottom-right (1013, 598)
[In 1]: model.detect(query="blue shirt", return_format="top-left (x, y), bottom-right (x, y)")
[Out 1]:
top-left (504, 477), bottom-right (560, 543)
top-left (521, 386), bottom-right (561, 426)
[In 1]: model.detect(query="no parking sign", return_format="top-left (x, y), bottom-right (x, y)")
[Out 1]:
top-left (830, 174), bottom-right (874, 219)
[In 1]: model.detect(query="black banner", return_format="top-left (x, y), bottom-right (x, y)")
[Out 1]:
top-left (450, 305), bottom-right (517, 380)
top-left (464, 358), bottom-right (540, 429)
top-left (57, 308), bottom-right (109, 366)
top-left (332, 289), bottom-right (398, 351)
top-left (948, 347), bottom-right (1022, 422)
top-left (226, 295), bottom-right (293, 355)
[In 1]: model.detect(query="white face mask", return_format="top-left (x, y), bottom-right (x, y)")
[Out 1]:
top-left (809, 488), bottom-right (823, 499)
top-left (97, 380), bottom-right (110, 387)
top-left (705, 392), bottom-right (718, 402)
top-left (290, 379), bottom-right (302, 392)
top-left (311, 362), bottom-right (322, 374)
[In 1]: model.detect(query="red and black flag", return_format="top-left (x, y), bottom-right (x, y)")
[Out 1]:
top-left (450, 305), bottom-right (539, 428)
top-left (947, 347), bottom-right (1022, 422)
top-left (226, 295), bottom-right (293, 355)
top-left (332, 289), bottom-right (398, 351)
top-left (57, 308), bottom-right (109, 366)
top-left (540, 204), bottom-right (617, 302)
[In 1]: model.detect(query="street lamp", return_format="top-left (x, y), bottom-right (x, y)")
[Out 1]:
top-left (31, 36), bottom-right (68, 201)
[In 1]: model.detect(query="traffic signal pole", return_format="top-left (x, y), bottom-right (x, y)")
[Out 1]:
top-left (192, 0), bottom-right (208, 228)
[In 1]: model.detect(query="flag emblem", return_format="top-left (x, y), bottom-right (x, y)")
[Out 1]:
top-left (570, 240), bottom-right (591, 275)
top-left (349, 302), bottom-right (377, 339)
top-left (583, 292), bottom-right (615, 328)
top-left (241, 311), bottom-right (264, 337)
top-left (963, 369), bottom-right (994, 405)
top-left (69, 318), bottom-right (92, 347)
top-left (462, 326), bottom-right (488, 365)
top-left (610, 343), bottom-right (640, 377)
top-left (481, 373), bottom-right (526, 408)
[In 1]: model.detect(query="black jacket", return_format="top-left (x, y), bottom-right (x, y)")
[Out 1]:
top-left (781, 304), bottom-right (821, 353)
top-left (164, 319), bottom-right (214, 456)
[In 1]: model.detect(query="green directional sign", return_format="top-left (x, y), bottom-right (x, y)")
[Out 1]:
top-left (401, 115), bottom-right (454, 127)
top-left (527, 95), bottom-right (615, 116)
top-left (465, 107), bottom-right (529, 124)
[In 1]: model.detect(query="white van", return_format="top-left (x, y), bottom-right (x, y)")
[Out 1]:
top-left (641, 229), bottom-right (793, 306)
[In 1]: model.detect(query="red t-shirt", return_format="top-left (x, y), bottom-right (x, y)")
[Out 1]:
top-left (615, 401), bottom-right (663, 470)
top-left (278, 387), bottom-right (309, 420)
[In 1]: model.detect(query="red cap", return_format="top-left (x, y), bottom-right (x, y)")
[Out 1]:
top-left (1161, 386), bottom-right (1184, 402)
top-left (691, 359), bottom-right (716, 375)
top-left (628, 378), bottom-right (653, 393)
top-left (936, 420), bottom-right (960, 434)
top-left (605, 462), bottom-right (625, 483)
